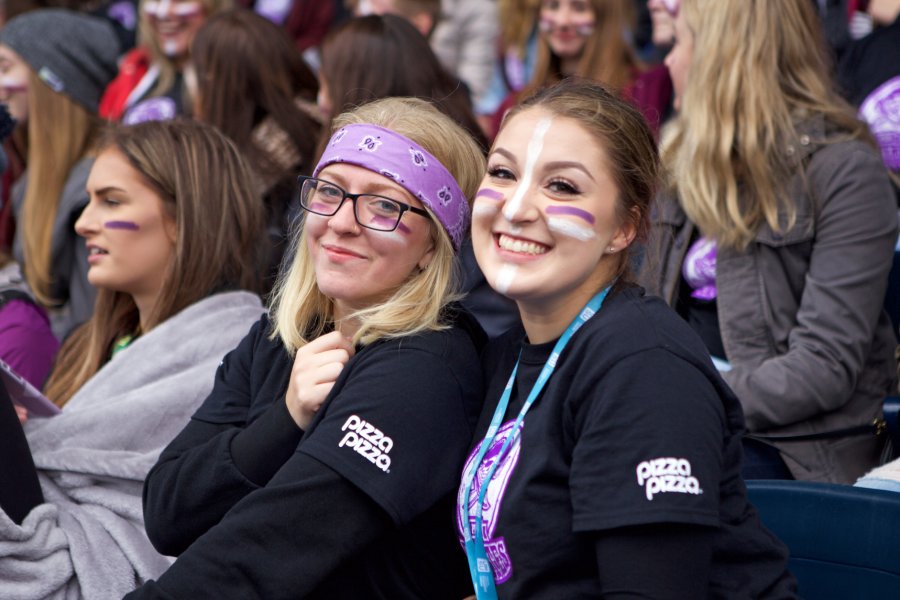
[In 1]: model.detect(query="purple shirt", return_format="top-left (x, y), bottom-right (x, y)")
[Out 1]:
top-left (0, 300), bottom-right (60, 389)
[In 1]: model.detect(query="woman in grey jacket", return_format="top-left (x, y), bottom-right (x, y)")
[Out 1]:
top-left (641, 0), bottom-right (898, 483)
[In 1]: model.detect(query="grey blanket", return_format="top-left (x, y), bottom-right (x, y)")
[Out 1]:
top-left (0, 291), bottom-right (263, 599)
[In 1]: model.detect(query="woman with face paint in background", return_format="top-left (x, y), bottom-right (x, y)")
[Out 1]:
top-left (642, 0), bottom-right (897, 484)
top-left (130, 97), bottom-right (487, 599)
top-left (191, 9), bottom-right (323, 293)
top-left (0, 119), bottom-right (266, 598)
top-left (487, 0), bottom-right (672, 140)
top-left (458, 80), bottom-right (797, 599)
top-left (99, 0), bottom-right (232, 123)
top-left (0, 9), bottom-right (121, 340)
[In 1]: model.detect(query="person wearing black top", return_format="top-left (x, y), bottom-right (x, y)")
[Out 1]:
top-left (128, 97), bottom-right (488, 599)
top-left (457, 80), bottom-right (797, 598)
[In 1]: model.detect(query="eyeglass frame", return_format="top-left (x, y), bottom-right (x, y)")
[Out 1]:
top-left (297, 175), bottom-right (431, 233)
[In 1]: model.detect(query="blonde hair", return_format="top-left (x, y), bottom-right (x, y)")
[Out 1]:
top-left (20, 72), bottom-right (98, 306)
top-left (663, 0), bottom-right (872, 249)
top-left (523, 0), bottom-right (638, 99)
top-left (269, 97), bottom-right (485, 352)
top-left (137, 0), bottom-right (233, 100)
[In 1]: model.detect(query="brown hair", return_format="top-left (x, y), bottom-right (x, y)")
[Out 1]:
top-left (522, 0), bottom-right (640, 99)
top-left (318, 14), bottom-right (487, 152)
top-left (192, 9), bottom-right (321, 192)
top-left (19, 71), bottom-right (98, 306)
top-left (44, 119), bottom-right (265, 406)
top-left (505, 78), bottom-right (659, 282)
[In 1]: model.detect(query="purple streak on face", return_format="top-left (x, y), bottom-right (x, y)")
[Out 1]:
top-left (545, 205), bottom-right (596, 225)
top-left (104, 220), bottom-right (140, 231)
top-left (475, 188), bottom-right (504, 202)
top-left (369, 215), bottom-right (412, 235)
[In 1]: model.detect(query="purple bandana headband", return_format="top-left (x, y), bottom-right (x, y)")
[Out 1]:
top-left (313, 123), bottom-right (470, 251)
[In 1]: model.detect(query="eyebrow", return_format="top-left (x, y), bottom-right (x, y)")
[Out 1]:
top-left (89, 185), bottom-right (127, 196)
top-left (490, 149), bottom-right (596, 182)
top-left (320, 175), bottom-right (410, 199)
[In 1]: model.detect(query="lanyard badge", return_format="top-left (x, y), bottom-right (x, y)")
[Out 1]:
top-left (460, 285), bottom-right (613, 599)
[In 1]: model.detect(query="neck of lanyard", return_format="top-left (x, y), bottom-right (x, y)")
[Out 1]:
top-left (461, 284), bottom-right (613, 599)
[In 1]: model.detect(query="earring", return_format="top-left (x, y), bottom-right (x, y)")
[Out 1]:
top-left (608, 246), bottom-right (617, 253)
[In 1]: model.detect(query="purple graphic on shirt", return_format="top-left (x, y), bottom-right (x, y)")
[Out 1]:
top-left (682, 237), bottom-right (717, 301)
top-left (457, 419), bottom-right (522, 584)
top-left (123, 97), bottom-right (177, 125)
top-left (860, 76), bottom-right (900, 171)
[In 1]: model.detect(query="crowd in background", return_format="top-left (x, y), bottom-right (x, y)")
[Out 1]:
top-left (0, 0), bottom-right (897, 597)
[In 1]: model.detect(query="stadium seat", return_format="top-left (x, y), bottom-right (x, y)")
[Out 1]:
top-left (747, 479), bottom-right (900, 599)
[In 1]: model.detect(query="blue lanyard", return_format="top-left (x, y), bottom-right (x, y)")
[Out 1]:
top-left (461, 285), bottom-right (613, 599)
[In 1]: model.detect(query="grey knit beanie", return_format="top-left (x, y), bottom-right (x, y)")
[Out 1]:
top-left (0, 9), bottom-right (121, 113)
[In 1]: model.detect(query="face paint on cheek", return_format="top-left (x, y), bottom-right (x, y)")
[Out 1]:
top-left (0, 77), bottom-right (27, 94)
top-left (104, 220), bottom-right (141, 231)
top-left (503, 117), bottom-right (553, 221)
top-left (495, 264), bottom-right (518, 295)
top-left (473, 188), bottom-right (504, 216)
top-left (368, 215), bottom-right (412, 236)
top-left (545, 205), bottom-right (595, 225)
top-left (547, 217), bottom-right (596, 241)
top-left (539, 17), bottom-right (595, 36)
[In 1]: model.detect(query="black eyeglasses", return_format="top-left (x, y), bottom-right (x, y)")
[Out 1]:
top-left (297, 176), bottom-right (430, 232)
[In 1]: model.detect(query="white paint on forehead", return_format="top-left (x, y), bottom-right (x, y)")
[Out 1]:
top-left (547, 218), bottom-right (597, 241)
top-left (502, 117), bottom-right (553, 222)
top-left (495, 264), bottom-right (518, 295)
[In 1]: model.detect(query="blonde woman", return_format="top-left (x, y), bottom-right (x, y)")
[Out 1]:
top-left (99, 0), bottom-right (232, 123)
top-left (0, 9), bottom-right (121, 339)
top-left (132, 97), bottom-right (487, 599)
top-left (642, 0), bottom-right (897, 483)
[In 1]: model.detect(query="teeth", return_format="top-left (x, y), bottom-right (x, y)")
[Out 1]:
top-left (89, 247), bottom-right (107, 255)
top-left (498, 234), bottom-right (547, 255)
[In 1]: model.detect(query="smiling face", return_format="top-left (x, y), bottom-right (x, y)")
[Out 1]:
top-left (305, 162), bottom-right (436, 319)
top-left (142, 0), bottom-right (207, 62)
top-left (664, 8), bottom-right (693, 111)
top-left (472, 107), bottom-right (635, 318)
top-left (647, 0), bottom-right (676, 48)
top-left (539, 0), bottom-right (597, 60)
top-left (0, 44), bottom-right (31, 123)
top-left (76, 148), bottom-right (177, 308)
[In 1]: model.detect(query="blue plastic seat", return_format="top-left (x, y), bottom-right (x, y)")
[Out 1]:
top-left (885, 396), bottom-right (900, 461)
top-left (746, 480), bottom-right (900, 599)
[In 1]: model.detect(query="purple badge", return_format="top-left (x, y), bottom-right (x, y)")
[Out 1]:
top-left (123, 97), bottom-right (177, 125)
top-left (682, 237), bottom-right (717, 301)
top-left (860, 76), bottom-right (900, 171)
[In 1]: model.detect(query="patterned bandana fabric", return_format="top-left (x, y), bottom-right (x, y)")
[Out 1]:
top-left (314, 124), bottom-right (470, 251)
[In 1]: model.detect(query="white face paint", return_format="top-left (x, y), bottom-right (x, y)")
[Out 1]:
top-left (502, 117), bottom-right (553, 221)
top-left (547, 217), bottom-right (597, 241)
top-left (496, 264), bottom-right (518, 294)
top-left (472, 200), bottom-right (500, 216)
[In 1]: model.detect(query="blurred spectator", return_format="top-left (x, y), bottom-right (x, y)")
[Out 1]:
top-left (838, 0), bottom-right (900, 204)
top-left (490, 0), bottom-right (671, 139)
top-left (192, 9), bottom-right (323, 291)
top-left (0, 9), bottom-right (121, 340)
top-left (318, 13), bottom-right (487, 150)
top-left (99, 0), bottom-right (232, 123)
top-left (641, 0), bottom-right (897, 483)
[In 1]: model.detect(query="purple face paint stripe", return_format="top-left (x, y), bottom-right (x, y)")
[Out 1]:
top-left (104, 220), bottom-right (140, 230)
top-left (545, 205), bottom-right (595, 225)
top-left (475, 188), bottom-right (504, 202)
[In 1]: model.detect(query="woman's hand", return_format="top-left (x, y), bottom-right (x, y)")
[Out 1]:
top-left (15, 405), bottom-right (28, 424)
top-left (284, 331), bottom-right (355, 430)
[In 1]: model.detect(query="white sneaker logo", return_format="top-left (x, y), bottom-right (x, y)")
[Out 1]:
top-left (636, 457), bottom-right (702, 501)
top-left (339, 415), bottom-right (392, 473)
